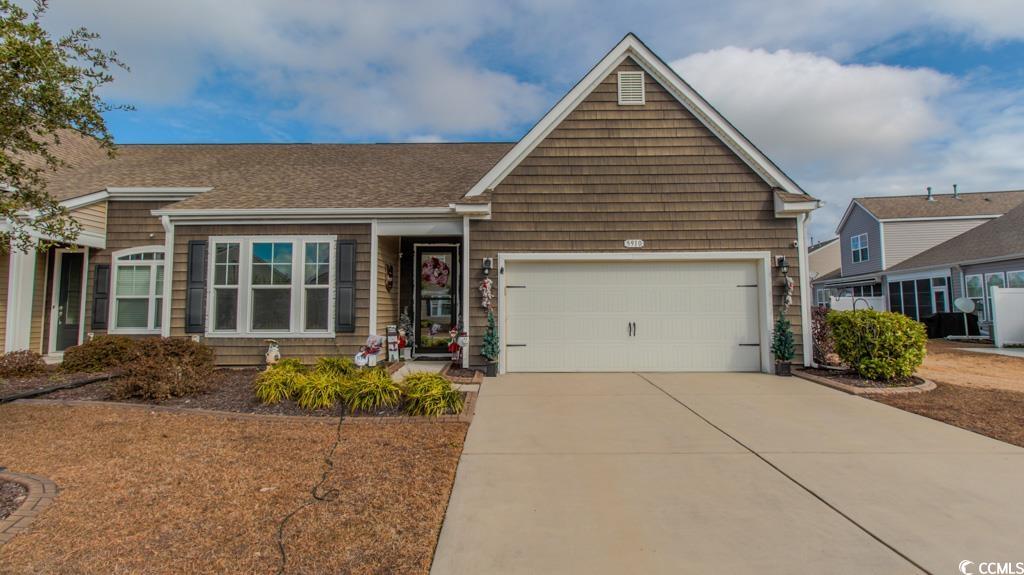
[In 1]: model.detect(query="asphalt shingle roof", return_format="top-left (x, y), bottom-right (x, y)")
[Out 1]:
top-left (41, 142), bottom-right (514, 209)
top-left (855, 190), bottom-right (1024, 220)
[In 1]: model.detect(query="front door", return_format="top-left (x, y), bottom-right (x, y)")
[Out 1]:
top-left (415, 246), bottom-right (458, 354)
top-left (54, 251), bottom-right (85, 352)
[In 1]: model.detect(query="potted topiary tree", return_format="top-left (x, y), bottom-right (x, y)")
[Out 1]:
top-left (480, 310), bottom-right (500, 376)
top-left (771, 311), bottom-right (795, 376)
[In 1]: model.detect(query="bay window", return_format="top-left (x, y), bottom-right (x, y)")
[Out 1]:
top-left (208, 236), bottom-right (334, 336)
top-left (111, 247), bottom-right (165, 333)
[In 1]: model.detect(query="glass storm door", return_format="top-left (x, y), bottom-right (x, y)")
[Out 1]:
top-left (416, 247), bottom-right (457, 354)
top-left (55, 252), bottom-right (85, 352)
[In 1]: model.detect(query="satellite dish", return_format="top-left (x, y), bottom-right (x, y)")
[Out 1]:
top-left (954, 297), bottom-right (975, 313)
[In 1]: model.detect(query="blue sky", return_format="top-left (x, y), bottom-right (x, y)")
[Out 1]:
top-left (36, 0), bottom-right (1024, 240)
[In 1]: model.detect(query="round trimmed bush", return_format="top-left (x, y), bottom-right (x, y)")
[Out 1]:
top-left (825, 309), bottom-right (927, 381)
top-left (0, 350), bottom-right (47, 378)
top-left (61, 335), bottom-right (140, 373)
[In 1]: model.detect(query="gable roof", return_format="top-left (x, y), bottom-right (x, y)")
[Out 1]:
top-left (41, 142), bottom-right (513, 209)
top-left (462, 33), bottom-right (814, 204)
top-left (887, 200), bottom-right (1024, 273)
top-left (808, 237), bottom-right (838, 253)
top-left (857, 189), bottom-right (1024, 221)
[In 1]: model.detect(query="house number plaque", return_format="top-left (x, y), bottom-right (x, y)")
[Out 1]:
top-left (624, 239), bottom-right (645, 248)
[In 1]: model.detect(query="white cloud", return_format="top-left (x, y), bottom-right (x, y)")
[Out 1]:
top-left (672, 47), bottom-right (955, 174)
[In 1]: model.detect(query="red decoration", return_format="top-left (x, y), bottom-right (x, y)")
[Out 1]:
top-left (421, 256), bottom-right (450, 288)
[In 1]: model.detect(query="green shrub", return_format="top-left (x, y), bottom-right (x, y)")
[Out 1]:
top-left (826, 310), bottom-right (927, 381)
top-left (402, 372), bottom-right (464, 416)
top-left (0, 350), bottom-right (47, 377)
top-left (109, 338), bottom-right (216, 401)
top-left (771, 311), bottom-right (795, 363)
top-left (253, 359), bottom-right (307, 404)
top-left (314, 356), bottom-right (357, 378)
top-left (295, 370), bottom-right (347, 410)
top-left (61, 335), bottom-right (140, 373)
top-left (342, 368), bottom-right (401, 412)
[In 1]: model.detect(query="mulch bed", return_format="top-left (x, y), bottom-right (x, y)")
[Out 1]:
top-left (801, 367), bottom-right (924, 388)
top-left (0, 402), bottom-right (467, 573)
top-left (47, 368), bottom-right (464, 418)
top-left (0, 368), bottom-right (100, 401)
top-left (0, 479), bottom-right (27, 521)
top-left (872, 382), bottom-right (1024, 448)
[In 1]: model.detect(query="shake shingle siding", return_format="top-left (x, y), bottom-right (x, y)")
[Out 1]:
top-left (170, 223), bottom-right (371, 366)
top-left (468, 59), bottom-right (803, 366)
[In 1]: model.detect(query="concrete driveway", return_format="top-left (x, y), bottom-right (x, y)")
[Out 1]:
top-left (432, 373), bottom-right (1024, 575)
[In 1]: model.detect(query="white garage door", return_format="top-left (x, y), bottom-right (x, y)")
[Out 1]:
top-left (504, 260), bottom-right (763, 372)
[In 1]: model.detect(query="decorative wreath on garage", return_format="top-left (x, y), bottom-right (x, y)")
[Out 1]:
top-left (420, 256), bottom-right (450, 288)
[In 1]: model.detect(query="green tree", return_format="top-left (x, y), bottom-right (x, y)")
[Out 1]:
top-left (771, 311), bottom-right (795, 363)
top-left (481, 310), bottom-right (500, 363)
top-left (1, 0), bottom-right (129, 252)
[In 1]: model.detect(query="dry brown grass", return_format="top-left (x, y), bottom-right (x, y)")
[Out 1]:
top-left (918, 339), bottom-right (1024, 393)
top-left (0, 403), bottom-right (467, 574)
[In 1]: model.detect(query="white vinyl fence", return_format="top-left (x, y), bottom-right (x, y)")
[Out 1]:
top-left (829, 295), bottom-right (886, 311)
top-left (991, 287), bottom-right (1024, 347)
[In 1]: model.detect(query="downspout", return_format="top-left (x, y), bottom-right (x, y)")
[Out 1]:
top-left (160, 215), bottom-right (174, 337)
top-left (462, 216), bottom-right (471, 368)
top-left (797, 213), bottom-right (813, 367)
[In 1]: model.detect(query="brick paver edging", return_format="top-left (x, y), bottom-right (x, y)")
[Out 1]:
top-left (16, 391), bottom-right (477, 424)
top-left (0, 471), bottom-right (58, 545)
top-left (794, 370), bottom-right (937, 395)
top-left (439, 363), bottom-right (485, 384)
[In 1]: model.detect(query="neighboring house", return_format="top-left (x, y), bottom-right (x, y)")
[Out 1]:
top-left (884, 201), bottom-right (1024, 329)
top-left (2, 34), bottom-right (820, 373)
top-left (813, 188), bottom-right (1024, 317)
top-left (808, 237), bottom-right (840, 283)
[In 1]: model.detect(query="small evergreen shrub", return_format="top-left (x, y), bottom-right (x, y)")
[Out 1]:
top-left (0, 350), bottom-right (47, 377)
top-left (481, 310), bottom-right (500, 363)
top-left (827, 309), bottom-right (927, 381)
top-left (771, 311), bottom-right (796, 363)
top-left (253, 359), bottom-right (307, 404)
top-left (61, 335), bottom-right (140, 373)
top-left (110, 338), bottom-right (215, 401)
top-left (342, 368), bottom-right (401, 412)
top-left (402, 372), bottom-right (464, 416)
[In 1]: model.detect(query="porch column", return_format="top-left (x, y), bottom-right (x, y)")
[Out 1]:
top-left (5, 247), bottom-right (37, 351)
top-left (368, 220), bottom-right (378, 336)
top-left (462, 216), bottom-right (470, 368)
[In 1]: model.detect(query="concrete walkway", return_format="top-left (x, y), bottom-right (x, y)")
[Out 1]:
top-left (432, 373), bottom-right (1024, 575)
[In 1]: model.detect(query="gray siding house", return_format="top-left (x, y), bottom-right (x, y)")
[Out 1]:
top-left (813, 188), bottom-right (1024, 319)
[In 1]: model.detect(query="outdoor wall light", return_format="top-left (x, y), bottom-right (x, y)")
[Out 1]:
top-left (482, 257), bottom-right (493, 276)
top-left (776, 256), bottom-right (789, 276)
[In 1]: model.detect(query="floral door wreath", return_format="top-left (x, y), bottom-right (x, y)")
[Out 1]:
top-left (421, 256), bottom-right (450, 288)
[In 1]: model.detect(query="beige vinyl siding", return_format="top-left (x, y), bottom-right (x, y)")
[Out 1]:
top-left (469, 58), bottom-right (804, 366)
top-left (28, 251), bottom-right (48, 353)
top-left (84, 201), bottom-right (171, 334)
top-left (0, 255), bottom-right (7, 353)
top-left (808, 240), bottom-right (840, 279)
top-left (71, 201), bottom-right (108, 236)
top-left (883, 218), bottom-right (993, 269)
top-left (377, 236), bottom-right (400, 334)
top-left (171, 223), bottom-right (371, 366)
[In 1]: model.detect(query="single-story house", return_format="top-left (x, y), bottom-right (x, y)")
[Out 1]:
top-left (2, 34), bottom-right (820, 373)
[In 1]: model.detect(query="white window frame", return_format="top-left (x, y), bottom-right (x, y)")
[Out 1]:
top-left (108, 245), bottom-right (166, 335)
top-left (1007, 270), bottom-right (1024, 289)
top-left (984, 272), bottom-right (1006, 323)
top-left (206, 236), bottom-right (336, 338)
top-left (850, 233), bottom-right (869, 263)
top-left (964, 273), bottom-right (986, 321)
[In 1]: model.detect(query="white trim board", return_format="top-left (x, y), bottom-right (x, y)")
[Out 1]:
top-left (495, 251), bottom-right (774, 374)
top-left (464, 33), bottom-right (807, 201)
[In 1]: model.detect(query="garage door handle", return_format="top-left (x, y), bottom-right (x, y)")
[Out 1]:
top-left (738, 343), bottom-right (760, 346)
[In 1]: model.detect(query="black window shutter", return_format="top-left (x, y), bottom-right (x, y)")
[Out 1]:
top-left (91, 264), bottom-right (111, 330)
top-left (185, 240), bottom-right (207, 334)
top-left (336, 239), bottom-right (356, 333)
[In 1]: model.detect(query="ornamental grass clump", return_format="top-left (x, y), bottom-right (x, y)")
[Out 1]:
top-left (295, 370), bottom-right (347, 410)
top-left (253, 359), bottom-right (307, 405)
top-left (826, 309), bottom-right (927, 381)
top-left (314, 356), bottom-right (357, 379)
top-left (402, 372), bottom-right (464, 417)
top-left (343, 368), bottom-right (401, 412)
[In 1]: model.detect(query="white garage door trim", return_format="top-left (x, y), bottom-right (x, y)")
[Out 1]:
top-left (496, 251), bottom-right (774, 374)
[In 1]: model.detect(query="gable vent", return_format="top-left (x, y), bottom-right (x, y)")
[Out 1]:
top-left (617, 71), bottom-right (645, 105)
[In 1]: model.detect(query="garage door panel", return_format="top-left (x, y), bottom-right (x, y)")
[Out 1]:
top-left (504, 260), bottom-right (763, 372)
